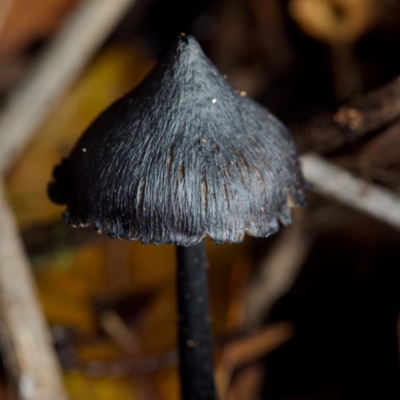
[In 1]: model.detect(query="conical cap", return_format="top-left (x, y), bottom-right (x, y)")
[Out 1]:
top-left (49, 35), bottom-right (306, 245)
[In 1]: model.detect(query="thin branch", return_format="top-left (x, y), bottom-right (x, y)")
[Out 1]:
top-left (0, 0), bottom-right (138, 173)
top-left (0, 182), bottom-right (68, 400)
top-left (301, 153), bottom-right (400, 230)
top-left (293, 76), bottom-right (400, 154)
top-left (216, 322), bottom-right (294, 399)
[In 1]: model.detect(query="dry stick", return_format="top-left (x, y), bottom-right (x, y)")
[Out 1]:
top-left (0, 0), bottom-right (137, 173)
top-left (99, 310), bottom-right (141, 356)
top-left (0, 183), bottom-right (68, 400)
top-left (294, 76), bottom-right (400, 154)
top-left (98, 311), bottom-right (163, 400)
top-left (216, 322), bottom-right (295, 399)
top-left (301, 153), bottom-right (400, 230)
top-left (0, 1), bottom-right (137, 398)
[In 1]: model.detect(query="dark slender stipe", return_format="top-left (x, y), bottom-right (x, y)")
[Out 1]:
top-left (177, 241), bottom-right (216, 400)
top-left (47, 34), bottom-right (306, 398)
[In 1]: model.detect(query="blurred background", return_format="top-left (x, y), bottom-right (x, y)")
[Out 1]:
top-left (0, 0), bottom-right (399, 399)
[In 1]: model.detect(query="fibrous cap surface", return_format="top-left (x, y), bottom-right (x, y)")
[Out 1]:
top-left (49, 35), bottom-right (306, 245)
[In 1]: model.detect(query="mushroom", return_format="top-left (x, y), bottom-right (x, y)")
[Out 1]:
top-left (48, 34), bottom-right (306, 400)
top-left (287, 0), bottom-right (385, 99)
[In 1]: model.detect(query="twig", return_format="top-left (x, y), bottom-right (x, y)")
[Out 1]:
top-left (98, 309), bottom-right (162, 400)
top-left (216, 322), bottom-right (294, 399)
top-left (294, 76), bottom-right (400, 154)
top-left (222, 363), bottom-right (264, 400)
top-left (0, 182), bottom-right (68, 400)
top-left (0, 0), bottom-right (138, 173)
top-left (99, 310), bottom-right (141, 356)
top-left (301, 153), bottom-right (400, 230)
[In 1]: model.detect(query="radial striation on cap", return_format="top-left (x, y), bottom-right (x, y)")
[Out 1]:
top-left (48, 34), bottom-right (306, 246)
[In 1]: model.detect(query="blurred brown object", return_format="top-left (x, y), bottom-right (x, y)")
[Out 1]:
top-left (99, 310), bottom-right (141, 356)
top-left (287, 0), bottom-right (400, 98)
top-left (288, 0), bottom-right (380, 44)
top-left (98, 309), bottom-right (163, 400)
top-left (224, 363), bottom-right (265, 400)
top-left (216, 322), bottom-right (295, 399)
top-left (0, 0), bottom-right (13, 41)
top-left (0, 0), bottom-right (80, 57)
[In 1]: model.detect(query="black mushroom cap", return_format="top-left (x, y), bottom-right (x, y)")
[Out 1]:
top-left (48, 34), bottom-right (306, 246)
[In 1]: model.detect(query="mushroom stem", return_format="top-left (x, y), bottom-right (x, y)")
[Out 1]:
top-left (177, 241), bottom-right (216, 400)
